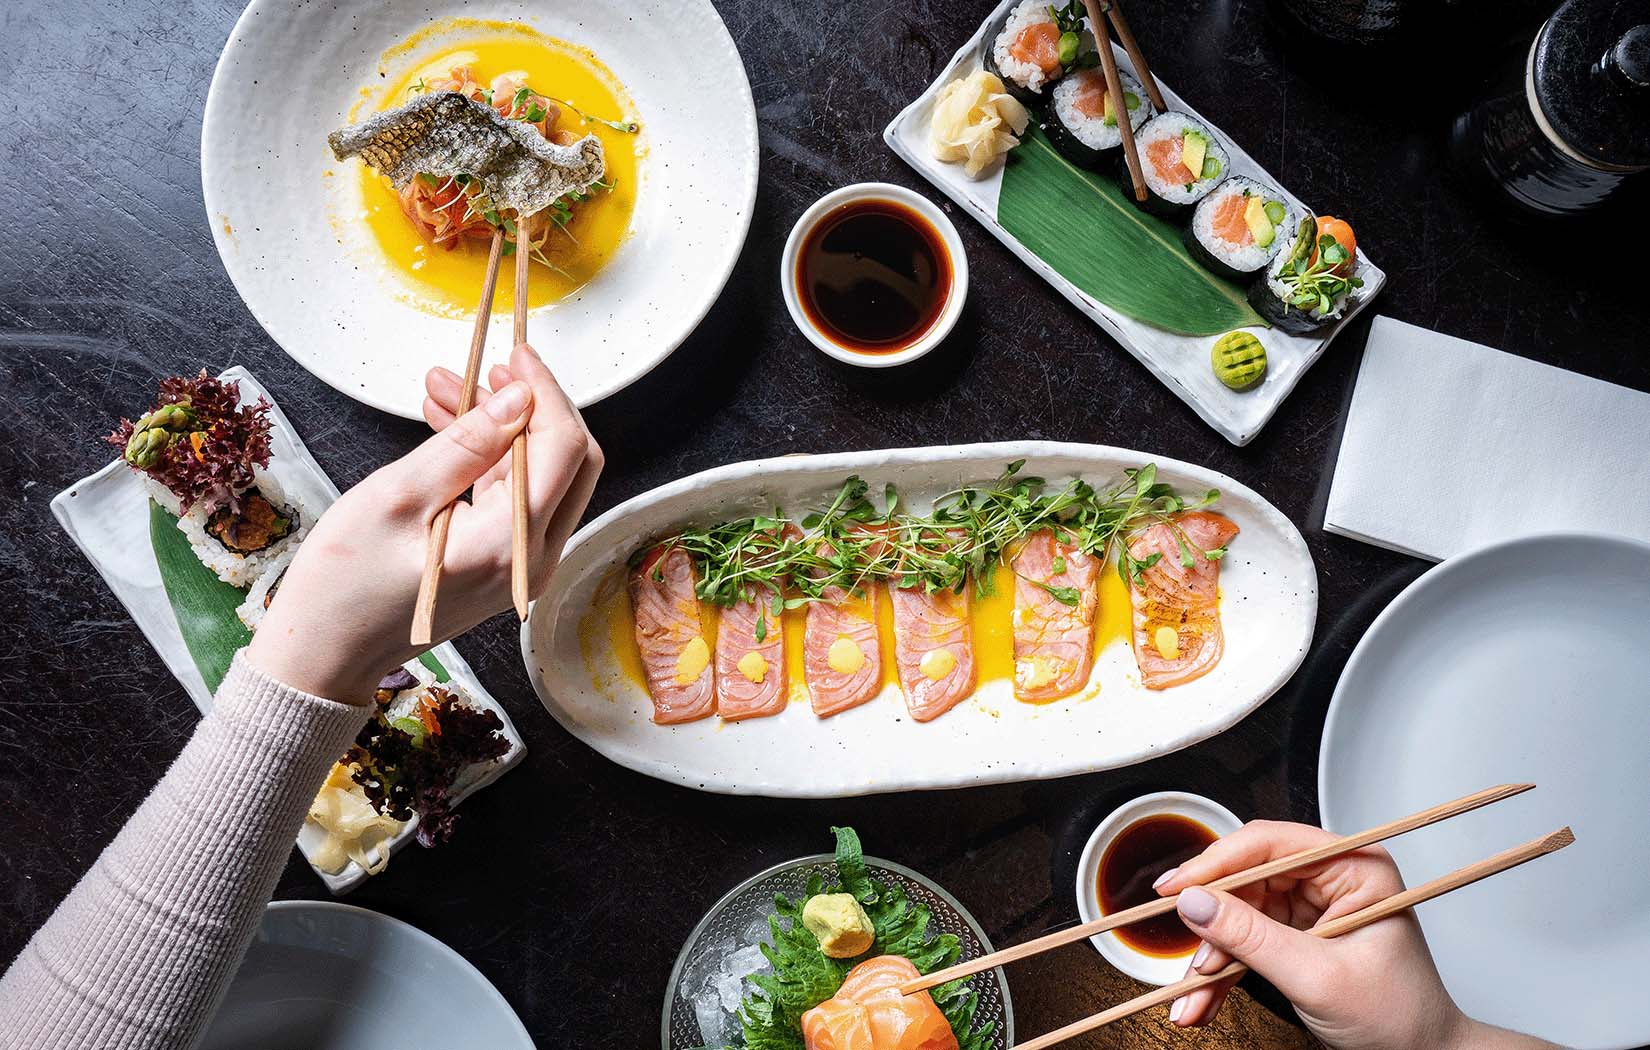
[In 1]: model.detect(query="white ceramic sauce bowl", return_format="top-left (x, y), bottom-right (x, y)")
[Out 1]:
top-left (780, 182), bottom-right (968, 368)
top-left (1075, 791), bottom-right (1242, 986)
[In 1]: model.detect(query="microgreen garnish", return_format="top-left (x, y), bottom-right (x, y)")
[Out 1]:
top-left (1276, 232), bottom-right (1363, 317)
top-left (546, 95), bottom-right (638, 133)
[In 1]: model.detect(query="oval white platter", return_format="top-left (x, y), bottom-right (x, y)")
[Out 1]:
top-left (201, 0), bottom-right (757, 418)
top-left (522, 442), bottom-right (1317, 798)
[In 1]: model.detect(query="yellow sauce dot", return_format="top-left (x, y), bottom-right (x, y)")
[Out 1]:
top-left (736, 650), bottom-right (769, 683)
top-left (674, 636), bottom-right (710, 684)
top-left (920, 648), bottom-right (957, 681)
top-left (827, 636), bottom-right (866, 675)
top-left (1018, 656), bottom-right (1061, 689)
top-left (1154, 626), bottom-right (1180, 660)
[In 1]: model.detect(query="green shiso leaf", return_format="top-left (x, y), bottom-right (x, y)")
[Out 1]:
top-left (734, 827), bottom-right (993, 1050)
top-left (997, 125), bottom-right (1266, 335)
top-left (148, 500), bottom-right (252, 692)
top-left (417, 650), bottom-right (450, 682)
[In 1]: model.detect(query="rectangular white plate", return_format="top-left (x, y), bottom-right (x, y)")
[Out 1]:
top-left (50, 366), bottom-right (525, 893)
top-left (882, 0), bottom-right (1385, 446)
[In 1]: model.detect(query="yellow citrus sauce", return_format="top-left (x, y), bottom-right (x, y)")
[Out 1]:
top-left (349, 19), bottom-right (641, 316)
top-left (580, 561), bottom-right (1136, 710)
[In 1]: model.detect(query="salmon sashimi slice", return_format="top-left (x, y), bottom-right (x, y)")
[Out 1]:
top-left (1010, 530), bottom-right (1101, 702)
top-left (800, 956), bottom-right (960, 1050)
top-left (888, 582), bottom-right (976, 722)
top-left (1009, 21), bottom-right (1063, 76)
top-left (1127, 511), bottom-right (1240, 690)
top-left (1210, 191), bottom-right (1254, 247)
top-left (1146, 135), bottom-right (1195, 186)
top-left (628, 547), bottom-right (715, 724)
top-left (805, 582), bottom-right (882, 718)
top-left (715, 584), bottom-right (788, 721)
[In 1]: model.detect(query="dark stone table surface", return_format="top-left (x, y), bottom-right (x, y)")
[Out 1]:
top-left (2, 0), bottom-right (1645, 1046)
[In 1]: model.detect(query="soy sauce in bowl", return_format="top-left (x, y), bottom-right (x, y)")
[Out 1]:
top-left (1098, 813), bottom-right (1218, 957)
top-left (795, 199), bottom-right (952, 355)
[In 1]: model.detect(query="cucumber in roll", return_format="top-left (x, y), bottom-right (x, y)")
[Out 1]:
top-left (1045, 66), bottom-right (1152, 169)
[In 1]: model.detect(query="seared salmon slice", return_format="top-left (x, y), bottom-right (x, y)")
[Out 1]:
top-left (628, 546), bottom-right (715, 724)
top-left (1009, 21), bottom-right (1063, 77)
top-left (800, 955), bottom-right (959, 1050)
top-left (1010, 529), bottom-right (1101, 701)
top-left (804, 581), bottom-right (882, 718)
top-left (1126, 511), bottom-right (1240, 689)
top-left (888, 581), bottom-right (975, 722)
top-left (716, 584), bottom-right (787, 721)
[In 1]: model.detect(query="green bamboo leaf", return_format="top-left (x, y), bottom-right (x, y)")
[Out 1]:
top-left (997, 126), bottom-right (1266, 335)
top-left (417, 651), bottom-right (450, 682)
top-left (149, 500), bottom-right (251, 693)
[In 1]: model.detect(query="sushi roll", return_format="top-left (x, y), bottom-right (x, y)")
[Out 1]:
top-left (235, 547), bottom-right (296, 631)
top-left (984, 0), bottom-right (1092, 105)
top-left (1247, 214), bottom-right (1364, 333)
top-left (1184, 177), bottom-right (1299, 281)
top-left (1045, 67), bottom-right (1152, 169)
top-left (176, 467), bottom-right (309, 587)
top-left (1123, 111), bottom-right (1229, 218)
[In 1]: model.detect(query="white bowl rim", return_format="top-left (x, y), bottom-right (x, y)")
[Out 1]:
top-left (1074, 791), bottom-right (1243, 986)
top-left (779, 181), bottom-right (969, 369)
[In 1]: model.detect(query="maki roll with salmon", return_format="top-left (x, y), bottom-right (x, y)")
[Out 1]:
top-left (1248, 214), bottom-right (1364, 333)
top-left (1125, 111), bottom-right (1228, 218)
top-left (985, 0), bottom-right (1093, 105)
top-left (1184, 177), bottom-right (1299, 280)
top-left (1045, 67), bottom-right (1152, 168)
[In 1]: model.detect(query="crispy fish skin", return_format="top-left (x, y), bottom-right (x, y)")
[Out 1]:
top-left (715, 585), bottom-right (787, 721)
top-left (1010, 530), bottom-right (1101, 701)
top-left (628, 547), bottom-right (715, 724)
top-left (800, 955), bottom-right (960, 1050)
top-left (1127, 511), bottom-right (1240, 690)
top-left (888, 582), bottom-right (976, 722)
top-left (804, 582), bottom-right (882, 718)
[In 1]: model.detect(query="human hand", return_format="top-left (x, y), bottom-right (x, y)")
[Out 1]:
top-left (247, 343), bottom-right (602, 702)
top-left (1153, 819), bottom-right (1467, 1050)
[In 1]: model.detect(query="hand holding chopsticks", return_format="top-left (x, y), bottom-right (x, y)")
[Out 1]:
top-left (901, 784), bottom-right (1571, 1050)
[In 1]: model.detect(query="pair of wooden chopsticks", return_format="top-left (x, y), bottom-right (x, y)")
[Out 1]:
top-left (900, 783), bottom-right (1573, 1049)
top-left (1079, 0), bottom-right (1165, 202)
top-left (409, 217), bottom-right (537, 646)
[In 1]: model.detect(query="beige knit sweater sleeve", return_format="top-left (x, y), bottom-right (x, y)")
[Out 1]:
top-left (0, 653), bottom-right (369, 1050)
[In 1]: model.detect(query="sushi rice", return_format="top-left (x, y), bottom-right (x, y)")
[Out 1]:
top-left (1049, 67), bottom-right (1151, 155)
top-left (990, 0), bottom-right (1089, 97)
top-left (1134, 111), bottom-right (1230, 210)
top-left (176, 467), bottom-right (309, 588)
top-left (235, 547), bottom-right (296, 631)
top-left (1187, 176), bottom-right (1300, 279)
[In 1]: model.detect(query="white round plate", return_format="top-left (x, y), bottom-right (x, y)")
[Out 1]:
top-left (202, 0), bottom-right (757, 418)
top-left (522, 441), bottom-right (1317, 797)
top-left (1319, 533), bottom-right (1650, 1050)
top-left (199, 901), bottom-right (532, 1050)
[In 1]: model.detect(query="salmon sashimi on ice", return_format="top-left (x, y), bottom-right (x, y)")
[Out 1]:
top-left (888, 581), bottom-right (975, 723)
top-left (1126, 511), bottom-right (1240, 690)
top-left (628, 546), bottom-right (715, 724)
top-left (800, 955), bottom-right (959, 1050)
top-left (715, 583), bottom-right (788, 721)
top-left (1010, 530), bottom-right (1101, 701)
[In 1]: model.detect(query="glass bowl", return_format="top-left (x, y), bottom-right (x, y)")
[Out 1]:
top-left (662, 852), bottom-right (1014, 1050)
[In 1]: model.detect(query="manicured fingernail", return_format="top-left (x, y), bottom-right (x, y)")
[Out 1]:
top-left (1152, 867), bottom-right (1179, 890)
top-left (1192, 941), bottom-right (1212, 970)
top-left (484, 381), bottom-right (530, 421)
top-left (1168, 997), bottom-right (1187, 1024)
top-left (1177, 887), bottom-right (1219, 926)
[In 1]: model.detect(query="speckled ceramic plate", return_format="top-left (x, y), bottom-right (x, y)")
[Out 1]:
top-left (521, 442), bottom-right (1317, 797)
top-left (662, 852), bottom-right (1012, 1050)
top-left (201, 0), bottom-right (757, 418)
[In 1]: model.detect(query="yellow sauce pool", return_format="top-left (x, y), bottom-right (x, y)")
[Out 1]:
top-left (349, 19), bottom-right (641, 316)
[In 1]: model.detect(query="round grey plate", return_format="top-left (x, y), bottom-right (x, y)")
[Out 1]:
top-left (200, 901), bottom-right (533, 1050)
top-left (1320, 533), bottom-right (1650, 1050)
top-left (663, 853), bottom-right (1013, 1050)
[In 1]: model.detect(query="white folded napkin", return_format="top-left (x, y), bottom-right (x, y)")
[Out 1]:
top-left (1325, 315), bottom-right (1650, 561)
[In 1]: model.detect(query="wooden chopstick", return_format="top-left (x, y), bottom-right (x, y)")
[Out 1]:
top-left (410, 224), bottom-right (507, 647)
top-left (1013, 826), bottom-right (1576, 1050)
top-left (1083, 0), bottom-right (1147, 202)
top-left (899, 782), bottom-right (1535, 995)
top-left (509, 216), bottom-right (533, 622)
top-left (1099, 0), bottom-right (1165, 112)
